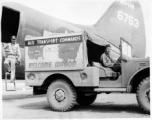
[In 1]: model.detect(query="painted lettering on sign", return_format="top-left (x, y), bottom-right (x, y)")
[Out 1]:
top-left (37, 38), bottom-right (58, 44)
top-left (59, 36), bottom-right (81, 43)
top-left (28, 41), bottom-right (35, 45)
top-left (29, 62), bottom-right (52, 68)
top-left (25, 35), bottom-right (82, 46)
top-left (55, 61), bottom-right (76, 67)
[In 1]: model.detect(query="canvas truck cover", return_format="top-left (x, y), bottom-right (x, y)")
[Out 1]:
top-left (25, 31), bottom-right (107, 71)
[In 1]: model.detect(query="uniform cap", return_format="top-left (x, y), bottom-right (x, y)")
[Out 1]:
top-left (11, 36), bottom-right (16, 40)
top-left (105, 44), bottom-right (111, 48)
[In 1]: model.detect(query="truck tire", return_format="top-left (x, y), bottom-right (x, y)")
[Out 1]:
top-left (76, 93), bottom-right (97, 105)
top-left (47, 79), bottom-right (76, 112)
top-left (33, 86), bottom-right (46, 95)
top-left (136, 77), bottom-right (150, 114)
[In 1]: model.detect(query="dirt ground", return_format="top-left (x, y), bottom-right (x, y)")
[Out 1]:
top-left (2, 86), bottom-right (150, 119)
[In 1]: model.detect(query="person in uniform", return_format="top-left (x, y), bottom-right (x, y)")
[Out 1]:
top-left (3, 36), bottom-right (21, 82)
top-left (100, 44), bottom-right (121, 73)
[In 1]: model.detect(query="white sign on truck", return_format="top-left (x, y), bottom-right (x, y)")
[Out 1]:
top-left (25, 33), bottom-right (85, 71)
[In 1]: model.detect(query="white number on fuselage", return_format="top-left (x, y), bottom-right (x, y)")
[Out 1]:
top-left (117, 11), bottom-right (139, 28)
top-left (120, 1), bottom-right (134, 10)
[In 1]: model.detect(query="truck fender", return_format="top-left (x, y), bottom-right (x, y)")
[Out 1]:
top-left (126, 67), bottom-right (150, 93)
top-left (41, 73), bottom-right (76, 90)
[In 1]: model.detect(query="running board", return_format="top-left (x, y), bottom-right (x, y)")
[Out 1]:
top-left (94, 88), bottom-right (127, 92)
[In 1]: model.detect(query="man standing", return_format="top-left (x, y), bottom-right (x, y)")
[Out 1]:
top-left (3, 36), bottom-right (21, 82)
top-left (100, 44), bottom-right (121, 73)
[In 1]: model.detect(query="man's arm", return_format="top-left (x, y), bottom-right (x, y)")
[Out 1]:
top-left (110, 56), bottom-right (115, 63)
top-left (17, 44), bottom-right (21, 60)
top-left (3, 43), bottom-right (13, 58)
top-left (3, 44), bottom-right (6, 58)
top-left (100, 54), bottom-right (114, 67)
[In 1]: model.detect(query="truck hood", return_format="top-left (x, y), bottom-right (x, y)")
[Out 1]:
top-left (129, 57), bottom-right (150, 62)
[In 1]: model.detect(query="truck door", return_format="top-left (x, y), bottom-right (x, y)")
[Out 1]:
top-left (120, 38), bottom-right (136, 87)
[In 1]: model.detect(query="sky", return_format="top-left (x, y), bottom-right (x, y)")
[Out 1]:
top-left (1, 0), bottom-right (152, 57)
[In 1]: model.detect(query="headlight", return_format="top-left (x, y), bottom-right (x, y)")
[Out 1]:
top-left (27, 73), bottom-right (35, 80)
top-left (80, 72), bottom-right (88, 80)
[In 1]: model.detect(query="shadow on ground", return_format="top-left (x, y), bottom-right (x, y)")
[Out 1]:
top-left (18, 100), bottom-right (147, 115)
top-left (2, 94), bottom-right (46, 100)
top-left (73, 103), bottom-right (146, 114)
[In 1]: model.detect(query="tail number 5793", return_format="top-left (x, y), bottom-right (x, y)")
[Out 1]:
top-left (117, 11), bottom-right (139, 28)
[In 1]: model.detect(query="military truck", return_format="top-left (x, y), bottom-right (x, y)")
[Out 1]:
top-left (25, 31), bottom-right (150, 113)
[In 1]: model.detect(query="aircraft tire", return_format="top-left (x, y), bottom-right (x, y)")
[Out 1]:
top-left (47, 79), bottom-right (76, 112)
top-left (76, 93), bottom-right (97, 105)
top-left (136, 77), bottom-right (150, 114)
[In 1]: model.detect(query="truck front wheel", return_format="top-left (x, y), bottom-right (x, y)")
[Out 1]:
top-left (76, 93), bottom-right (97, 105)
top-left (136, 77), bottom-right (150, 114)
top-left (47, 79), bottom-right (77, 112)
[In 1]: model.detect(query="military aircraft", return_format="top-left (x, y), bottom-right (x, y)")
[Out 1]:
top-left (1, 1), bottom-right (146, 79)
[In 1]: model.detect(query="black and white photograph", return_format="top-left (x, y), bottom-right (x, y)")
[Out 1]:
top-left (1, 0), bottom-right (151, 119)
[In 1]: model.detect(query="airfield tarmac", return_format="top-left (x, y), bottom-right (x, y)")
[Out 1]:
top-left (2, 80), bottom-right (150, 119)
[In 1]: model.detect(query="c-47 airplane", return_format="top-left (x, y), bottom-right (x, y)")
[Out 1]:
top-left (1, 1), bottom-right (146, 79)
